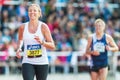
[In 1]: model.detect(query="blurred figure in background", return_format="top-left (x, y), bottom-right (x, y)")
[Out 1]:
top-left (85, 19), bottom-right (118, 80)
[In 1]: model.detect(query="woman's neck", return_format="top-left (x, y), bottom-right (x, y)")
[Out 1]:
top-left (28, 20), bottom-right (39, 33)
top-left (29, 20), bottom-right (39, 27)
top-left (96, 32), bottom-right (104, 39)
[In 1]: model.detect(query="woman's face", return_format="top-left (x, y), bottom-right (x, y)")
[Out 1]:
top-left (95, 21), bottom-right (105, 34)
top-left (28, 5), bottom-right (41, 20)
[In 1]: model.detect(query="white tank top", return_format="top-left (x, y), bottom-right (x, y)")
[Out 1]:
top-left (22, 21), bottom-right (49, 65)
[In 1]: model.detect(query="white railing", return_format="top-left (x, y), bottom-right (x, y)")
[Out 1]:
top-left (0, 51), bottom-right (120, 75)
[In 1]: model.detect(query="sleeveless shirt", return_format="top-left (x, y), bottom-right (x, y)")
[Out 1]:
top-left (91, 33), bottom-right (108, 67)
top-left (22, 21), bottom-right (49, 65)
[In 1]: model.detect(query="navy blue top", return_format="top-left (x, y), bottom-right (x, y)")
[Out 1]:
top-left (91, 33), bottom-right (108, 67)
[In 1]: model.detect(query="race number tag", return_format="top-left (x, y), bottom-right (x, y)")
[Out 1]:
top-left (27, 44), bottom-right (42, 57)
top-left (93, 42), bottom-right (105, 53)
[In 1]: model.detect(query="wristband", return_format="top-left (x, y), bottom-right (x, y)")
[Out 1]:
top-left (19, 40), bottom-right (23, 49)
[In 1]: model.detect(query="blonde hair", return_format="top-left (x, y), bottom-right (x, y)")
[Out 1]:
top-left (28, 4), bottom-right (42, 17)
top-left (94, 18), bottom-right (105, 27)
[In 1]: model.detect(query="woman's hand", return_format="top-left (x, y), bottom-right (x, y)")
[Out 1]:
top-left (34, 35), bottom-right (44, 45)
top-left (106, 45), bottom-right (111, 51)
top-left (91, 51), bottom-right (100, 56)
top-left (16, 49), bottom-right (22, 59)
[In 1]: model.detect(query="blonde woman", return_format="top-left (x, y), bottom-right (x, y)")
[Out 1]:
top-left (85, 19), bottom-right (118, 80)
top-left (16, 4), bottom-right (55, 80)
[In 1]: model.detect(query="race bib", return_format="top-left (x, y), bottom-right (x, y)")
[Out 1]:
top-left (27, 44), bottom-right (42, 57)
top-left (93, 42), bottom-right (105, 53)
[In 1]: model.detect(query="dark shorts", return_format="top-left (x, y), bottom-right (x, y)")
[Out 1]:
top-left (22, 63), bottom-right (49, 80)
top-left (90, 64), bottom-right (110, 73)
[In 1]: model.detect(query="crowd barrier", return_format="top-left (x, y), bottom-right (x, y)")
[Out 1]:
top-left (0, 51), bottom-right (120, 75)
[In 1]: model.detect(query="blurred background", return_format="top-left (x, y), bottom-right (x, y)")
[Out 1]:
top-left (0, 0), bottom-right (120, 80)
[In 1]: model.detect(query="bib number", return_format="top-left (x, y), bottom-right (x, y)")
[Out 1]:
top-left (27, 44), bottom-right (42, 57)
top-left (93, 42), bottom-right (105, 53)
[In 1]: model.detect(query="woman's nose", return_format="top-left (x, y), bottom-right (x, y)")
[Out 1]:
top-left (30, 11), bottom-right (33, 13)
top-left (29, 10), bottom-right (35, 13)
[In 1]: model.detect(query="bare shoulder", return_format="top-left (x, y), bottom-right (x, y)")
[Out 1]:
top-left (18, 23), bottom-right (25, 39)
top-left (105, 33), bottom-right (114, 43)
top-left (41, 22), bottom-right (49, 32)
top-left (19, 24), bottom-right (25, 31)
top-left (105, 33), bottom-right (113, 40)
top-left (86, 34), bottom-right (93, 49)
top-left (88, 34), bottom-right (93, 42)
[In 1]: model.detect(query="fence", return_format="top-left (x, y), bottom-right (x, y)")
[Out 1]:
top-left (0, 51), bottom-right (120, 75)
